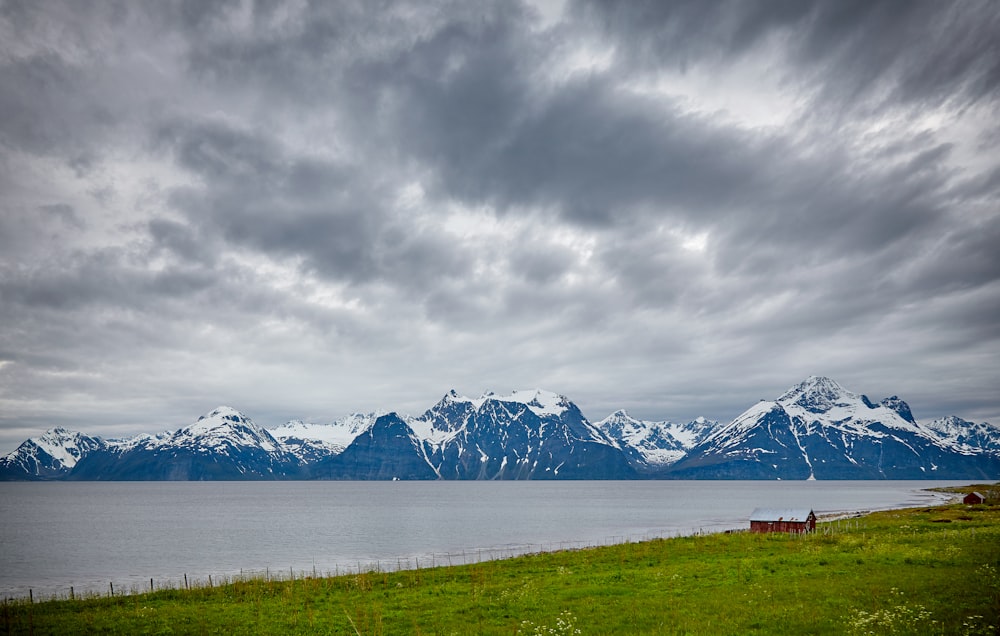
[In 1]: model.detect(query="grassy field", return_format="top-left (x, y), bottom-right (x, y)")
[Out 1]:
top-left (3, 484), bottom-right (998, 635)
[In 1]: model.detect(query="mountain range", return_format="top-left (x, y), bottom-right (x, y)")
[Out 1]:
top-left (2, 377), bottom-right (998, 480)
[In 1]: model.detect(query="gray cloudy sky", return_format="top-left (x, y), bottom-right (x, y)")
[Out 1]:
top-left (2, 0), bottom-right (999, 452)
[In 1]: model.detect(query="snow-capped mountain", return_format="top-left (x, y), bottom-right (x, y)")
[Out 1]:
top-left (270, 413), bottom-right (382, 463)
top-left (922, 416), bottom-right (1000, 454)
top-left (401, 389), bottom-right (634, 479)
top-left (2, 380), bottom-right (997, 480)
top-left (595, 410), bottom-right (718, 471)
top-left (69, 407), bottom-right (301, 480)
top-left (279, 389), bottom-right (636, 479)
top-left (0, 428), bottom-right (107, 480)
top-left (665, 376), bottom-right (1000, 479)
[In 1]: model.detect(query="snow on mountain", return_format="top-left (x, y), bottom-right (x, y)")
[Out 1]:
top-left (22, 428), bottom-right (103, 469)
top-left (408, 389), bottom-right (604, 448)
top-left (669, 376), bottom-right (1000, 479)
top-left (879, 395), bottom-right (916, 423)
top-left (416, 389), bottom-right (575, 424)
top-left (407, 389), bottom-right (633, 479)
top-left (456, 389), bottom-right (573, 417)
top-left (772, 377), bottom-right (919, 439)
top-left (106, 431), bottom-right (174, 453)
top-left (68, 406), bottom-right (300, 480)
top-left (309, 413), bottom-right (438, 480)
top-left (3, 381), bottom-right (996, 481)
top-left (666, 417), bottom-right (719, 449)
top-left (777, 375), bottom-right (860, 415)
top-left (270, 416), bottom-right (373, 448)
top-left (270, 413), bottom-right (382, 462)
top-left (595, 410), bottom-right (718, 469)
top-left (772, 377), bottom-right (988, 454)
top-left (170, 406), bottom-right (279, 452)
top-left (406, 390), bottom-right (474, 445)
top-left (0, 428), bottom-right (107, 479)
top-left (923, 416), bottom-right (1000, 454)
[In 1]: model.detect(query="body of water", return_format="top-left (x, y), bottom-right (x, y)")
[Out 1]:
top-left (0, 480), bottom-right (967, 599)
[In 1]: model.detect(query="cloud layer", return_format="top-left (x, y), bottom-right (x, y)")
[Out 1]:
top-left (2, 0), bottom-right (998, 450)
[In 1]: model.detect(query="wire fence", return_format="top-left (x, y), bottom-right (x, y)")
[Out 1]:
top-left (4, 514), bottom-right (897, 604)
top-left (4, 525), bottom-right (749, 604)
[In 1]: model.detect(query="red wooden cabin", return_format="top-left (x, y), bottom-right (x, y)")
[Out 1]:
top-left (749, 508), bottom-right (816, 534)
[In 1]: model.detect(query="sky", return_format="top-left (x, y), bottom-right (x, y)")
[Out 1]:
top-left (1, 0), bottom-right (999, 452)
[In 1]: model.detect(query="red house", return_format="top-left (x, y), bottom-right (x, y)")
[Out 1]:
top-left (963, 492), bottom-right (985, 505)
top-left (749, 508), bottom-right (816, 534)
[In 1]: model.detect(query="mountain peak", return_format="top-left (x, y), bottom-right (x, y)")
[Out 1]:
top-left (198, 406), bottom-right (244, 421)
top-left (779, 375), bottom-right (844, 397)
top-left (777, 376), bottom-right (857, 414)
top-left (500, 389), bottom-right (571, 416)
top-left (880, 395), bottom-right (915, 423)
top-left (435, 389), bottom-right (573, 418)
top-left (180, 406), bottom-right (277, 451)
top-left (0, 427), bottom-right (106, 476)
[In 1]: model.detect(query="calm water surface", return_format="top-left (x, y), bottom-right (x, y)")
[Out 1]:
top-left (0, 480), bottom-right (966, 598)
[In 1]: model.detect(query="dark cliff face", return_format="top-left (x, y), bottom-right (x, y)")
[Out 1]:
top-left (70, 445), bottom-right (301, 481)
top-left (309, 414), bottom-right (437, 480)
top-left (879, 396), bottom-right (916, 423)
top-left (422, 397), bottom-right (635, 480)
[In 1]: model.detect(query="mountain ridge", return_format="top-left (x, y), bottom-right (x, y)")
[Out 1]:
top-left (2, 378), bottom-right (998, 480)
top-left (664, 376), bottom-right (999, 479)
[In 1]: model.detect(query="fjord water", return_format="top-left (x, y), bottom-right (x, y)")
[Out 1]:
top-left (0, 480), bottom-right (965, 599)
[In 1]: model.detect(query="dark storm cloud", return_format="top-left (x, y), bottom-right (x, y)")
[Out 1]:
top-left (901, 215), bottom-right (1000, 298)
top-left (1, 0), bottom-right (998, 450)
top-left (432, 78), bottom-right (770, 224)
top-left (713, 144), bottom-right (951, 272)
top-left (16, 250), bottom-right (190, 320)
top-left (326, 6), bottom-right (773, 228)
top-left (304, 1), bottom-right (971, 295)
top-left (155, 116), bottom-right (379, 280)
top-left (155, 116), bottom-right (473, 292)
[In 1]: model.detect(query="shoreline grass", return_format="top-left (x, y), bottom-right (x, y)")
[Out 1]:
top-left (3, 484), bottom-right (998, 635)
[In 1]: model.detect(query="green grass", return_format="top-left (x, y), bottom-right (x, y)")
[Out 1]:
top-left (3, 484), bottom-right (999, 635)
